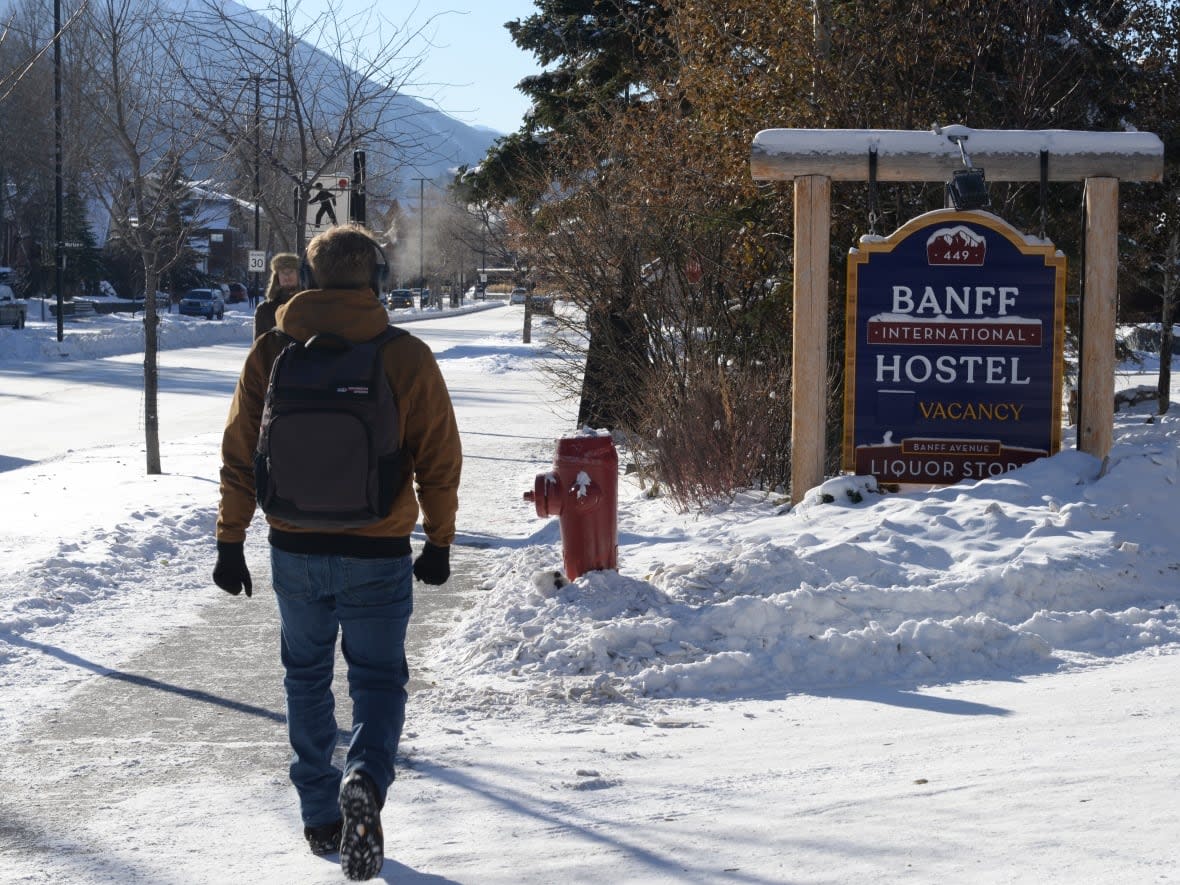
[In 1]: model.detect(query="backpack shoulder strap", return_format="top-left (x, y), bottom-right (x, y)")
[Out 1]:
top-left (263, 328), bottom-right (299, 363)
top-left (369, 326), bottom-right (411, 393)
top-left (372, 324), bottom-right (408, 348)
top-left (269, 328), bottom-right (298, 346)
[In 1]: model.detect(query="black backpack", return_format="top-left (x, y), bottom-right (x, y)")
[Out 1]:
top-left (254, 326), bottom-right (407, 529)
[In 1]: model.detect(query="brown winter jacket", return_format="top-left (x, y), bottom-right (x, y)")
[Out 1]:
top-left (252, 279), bottom-right (297, 339)
top-left (218, 287), bottom-right (461, 555)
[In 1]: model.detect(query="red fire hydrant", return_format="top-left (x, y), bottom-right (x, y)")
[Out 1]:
top-left (524, 434), bottom-right (619, 580)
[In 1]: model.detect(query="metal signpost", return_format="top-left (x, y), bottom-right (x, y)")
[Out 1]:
top-left (844, 209), bottom-right (1065, 485)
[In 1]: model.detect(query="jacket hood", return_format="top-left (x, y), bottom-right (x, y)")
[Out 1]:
top-left (274, 288), bottom-right (388, 343)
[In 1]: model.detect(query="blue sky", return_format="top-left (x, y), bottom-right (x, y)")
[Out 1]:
top-left (237, 0), bottom-right (541, 135)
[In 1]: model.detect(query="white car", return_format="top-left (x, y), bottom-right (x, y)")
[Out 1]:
top-left (0, 283), bottom-right (26, 329)
top-left (509, 287), bottom-right (528, 304)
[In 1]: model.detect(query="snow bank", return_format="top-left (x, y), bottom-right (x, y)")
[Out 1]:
top-left (434, 408), bottom-right (1180, 704)
top-left (0, 305), bottom-right (254, 361)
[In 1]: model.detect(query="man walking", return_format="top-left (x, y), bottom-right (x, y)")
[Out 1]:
top-left (213, 224), bottom-right (461, 880)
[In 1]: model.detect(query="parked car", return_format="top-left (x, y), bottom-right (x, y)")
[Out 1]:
top-left (385, 289), bottom-right (414, 310)
top-left (226, 282), bottom-right (247, 303)
top-left (0, 285), bottom-right (26, 329)
top-left (527, 292), bottom-right (554, 314)
top-left (179, 288), bottom-right (225, 319)
top-left (509, 287), bottom-right (529, 304)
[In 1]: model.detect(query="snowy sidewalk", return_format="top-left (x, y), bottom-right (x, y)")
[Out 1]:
top-left (0, 578), bottom-right (289, 873)
top-left (0, 546), bottom-right (487, 883)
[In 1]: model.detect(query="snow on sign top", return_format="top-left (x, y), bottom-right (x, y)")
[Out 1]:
top-left (754, 127), bottom-right (1164, 157)
top-left (750, 126), bottom-right (1164, 182)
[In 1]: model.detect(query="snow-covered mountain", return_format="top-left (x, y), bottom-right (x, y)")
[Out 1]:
top-left (164, 0), bottom-right (504, 198)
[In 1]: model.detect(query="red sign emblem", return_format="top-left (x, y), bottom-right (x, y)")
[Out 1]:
top-left (926, 225), bottom-right (986, 266)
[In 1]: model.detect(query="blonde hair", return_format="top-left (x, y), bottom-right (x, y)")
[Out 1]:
top-left (305, 224), bottom-right (378, 290)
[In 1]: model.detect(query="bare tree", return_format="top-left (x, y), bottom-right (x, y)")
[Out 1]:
top-left (163, 0), bottom-right (439, 253)
top-left (72, 0), bottom-right (226, 474)
top-left (0, 4), bottom-right (57, 278)
top-left (0, 0), bottom-right (88, 101)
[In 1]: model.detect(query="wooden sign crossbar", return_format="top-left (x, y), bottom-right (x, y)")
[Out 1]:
top-left (749, 126), bottom-right (1165, 503)
top-left (752, 126), bottom-right (1164, 182)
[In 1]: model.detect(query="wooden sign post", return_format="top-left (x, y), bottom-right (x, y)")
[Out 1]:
top-left (750, 126), bottom-right (1164, 502)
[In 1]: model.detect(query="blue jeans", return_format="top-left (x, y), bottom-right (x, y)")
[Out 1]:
top-left (270, 549), bottom-right (413, 828)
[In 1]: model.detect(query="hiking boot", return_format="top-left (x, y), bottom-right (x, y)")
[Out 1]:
top-left (339, 771), bottom-right (384, 881)
top-left (304, 819), bottom-right (343, 856)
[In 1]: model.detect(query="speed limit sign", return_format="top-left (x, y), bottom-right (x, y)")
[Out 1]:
top-left (248, 250), bottom-right (267, 273)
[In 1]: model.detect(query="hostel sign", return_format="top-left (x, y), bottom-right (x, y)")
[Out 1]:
top-left (843, 209), bottom-right (1065, 485)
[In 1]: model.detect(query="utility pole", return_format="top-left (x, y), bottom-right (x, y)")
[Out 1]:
top-left (239, 75), bottom-right (276, 300)
top-left (54, 0), bottom-right (64, 341)
top-left (251, 77), bottom-right (261, 296)
top-left (412, 177), bottom-right (427, 304)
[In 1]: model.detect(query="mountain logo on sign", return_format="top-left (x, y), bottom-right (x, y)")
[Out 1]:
top-left (926, 226), bottom-right (986, 266)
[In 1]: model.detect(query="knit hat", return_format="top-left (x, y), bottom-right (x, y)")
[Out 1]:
top-left (270, 252), bottom-right (300, 274)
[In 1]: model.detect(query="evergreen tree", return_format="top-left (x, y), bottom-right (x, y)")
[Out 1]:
top-left (462, 0), bottom-right (675, 207)
top-left (61, 183), bottom-right (104, 295)
top-left (461, 0), bottom-right (1161, 502)
top-left (457, 2), bottom-right (679, 431)
top-left (1117, 0), bottom-right (1180, 413)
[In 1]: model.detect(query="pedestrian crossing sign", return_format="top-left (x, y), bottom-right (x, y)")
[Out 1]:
top-left (305, 175), bottom-right (351, 238)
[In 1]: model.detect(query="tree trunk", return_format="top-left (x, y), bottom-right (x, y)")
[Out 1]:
top-left (577, 298), bottom-right (646, 431)
top-left (577, 242), bottom-right (650, 431)
top-left (143, 258), bottom-right (162, 474)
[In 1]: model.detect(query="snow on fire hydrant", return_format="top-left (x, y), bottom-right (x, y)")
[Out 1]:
top-left (523, 430), bottom-right (619, 581)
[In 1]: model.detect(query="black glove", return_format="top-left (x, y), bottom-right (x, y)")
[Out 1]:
top-left (213, 541), bottom-right (253, 597)
top-left (413, 542), bottom-right (450, 585)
